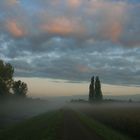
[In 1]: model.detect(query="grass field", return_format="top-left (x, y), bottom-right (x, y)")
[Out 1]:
top-left (0, 110), bottom-right (63, 140)
top-left (0, 104), bottom-right (136, 140)
top-left (71, 102), bottom-right (140, 140)
top-left (75, 111), bottom-right (133, 140)
top-left (0, 98), bottom-right (64, 129)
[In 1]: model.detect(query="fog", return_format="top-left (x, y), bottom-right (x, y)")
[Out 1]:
top-left (1, 95), bottom-right (140, 130)
top-left (0, 97), bottom-right (67, 129)
top-left (68, 101), bottom-right (140, 111)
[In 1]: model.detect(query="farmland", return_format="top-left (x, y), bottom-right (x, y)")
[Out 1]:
top-left (71, 102), bottom-right (140, 140)
top-left (1, 99), bottom-right (139, 140)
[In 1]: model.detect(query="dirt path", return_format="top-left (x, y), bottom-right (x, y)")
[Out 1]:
top-left (62, 109), bottom-right (103, 140)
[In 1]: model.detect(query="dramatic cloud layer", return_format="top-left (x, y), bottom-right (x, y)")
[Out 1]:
top-left (0, 0), bottom-right (140, 86)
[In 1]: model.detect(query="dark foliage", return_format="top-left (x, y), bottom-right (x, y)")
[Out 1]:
top-left (0, 59), bottom-right (28, 98)
top-left (12, 80), bottom-right (28, 97)
top-left (95, 76), bottom-right (103, 100)
top-left (89, 76), bottom-right (95, 101)
top-left (89, 76), bottom-right (103, 101)
top-left (0, 60), bottom-right (14, 97)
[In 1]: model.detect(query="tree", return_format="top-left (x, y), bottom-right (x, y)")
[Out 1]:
top-left (89, 76), bottom-right (95, 101)
top-left (12, 80), bottom-right (28, 97)
top-left (0, 60), bottom-right (14, 96)
top-left (95, 76), bottom-right (103, 100)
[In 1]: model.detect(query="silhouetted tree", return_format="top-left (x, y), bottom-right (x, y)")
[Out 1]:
top-left (95, 76), bottom-right (103, 100)
top-left (89, 76), bottom-right (95, 101)
top-left (0, 60), bottom-right (14, 97)
top-left (12, 80), bottom-right (28, 97)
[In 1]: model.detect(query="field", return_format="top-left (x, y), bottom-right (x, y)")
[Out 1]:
top-left (0, 98), bottom-right (64, 129)
top-left (71, 102), bottom-right (140, 140)
top-left (0, 100), bottom-right (140, 140)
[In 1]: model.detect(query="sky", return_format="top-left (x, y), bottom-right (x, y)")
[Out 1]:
top-left (0, 0), bottom-right (140, 97)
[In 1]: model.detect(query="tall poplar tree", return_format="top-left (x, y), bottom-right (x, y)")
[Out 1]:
top-left (89, 76), bottom-right (95, 101)
top-left (95, 76), bottom-right (103, 100)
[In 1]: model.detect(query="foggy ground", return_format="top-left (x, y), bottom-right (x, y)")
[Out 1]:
top-left (62, 109), bottom-right (102, 140)
top-left (1, 97), bottom-right (140, 129)
top-left (1, 97), bottom-right (140, 139)
top-left (0, 98), bottom-right (66, 129)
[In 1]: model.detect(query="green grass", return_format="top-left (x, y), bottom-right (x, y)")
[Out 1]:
top-left (0, 108), bottom-right (135, 140)
top-left (0, 110), bottom-right (63, 140)
top-left (77, 104), bottom-right (140, 139)
top-left (75, 111), bottom-right (134, 140)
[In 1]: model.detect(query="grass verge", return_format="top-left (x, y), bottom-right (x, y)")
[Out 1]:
top-left (75, 111), bottom-right (134, 140)
top-left (0, 110), bottom-right (63, 140)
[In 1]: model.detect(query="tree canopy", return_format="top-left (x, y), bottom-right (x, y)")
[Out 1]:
top-left (0, 59), bottom-right (28, 98)
top-left (89, 76), bottom-right (103, 102)
top-left (0, 60), bottom-right (14, 96)
top-left (12, 80), bottom-right (28, 97)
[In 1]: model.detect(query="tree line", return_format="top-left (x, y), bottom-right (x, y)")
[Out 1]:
top-left (89, 76), bottom-right (103, 101)
top-left (1, 59), bottom-right (103, 101)
top-left (0, 60), bottom-right (28, 98)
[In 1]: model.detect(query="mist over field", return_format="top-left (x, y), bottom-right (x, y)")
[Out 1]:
top-left (0, 98), bottom-right (65, 129)
top-left (1, 96), bottom-right (140, 128)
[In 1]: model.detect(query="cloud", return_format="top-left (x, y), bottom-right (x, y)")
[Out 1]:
top-left (67, 0), bottom-right (81, 8)
top-left (83, 0), bottom-right (128, 43)
top-left (40, 17), bottom-right (86, 38)
top-left (99, 2), bottom-right (126, 42)
top-left (0, 0), bottom-right (140, 46)
top-left (0, 0), bottom-right (140, 86)
top-left (2, 0), bottom-right (19, 6)
top-left (36, 0), bottom-right (129, 42)
top-left (0, 0), bottom-right (20, 12)
top-left (5, 20), bottom-right (26, 38)
top-left (7, 0), bottom-right (19, 5)
top-left (2, 36), bottom-right (140, 86)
